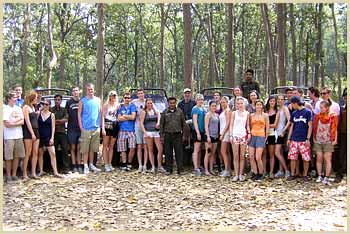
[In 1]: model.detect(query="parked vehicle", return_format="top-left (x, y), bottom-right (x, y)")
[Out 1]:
top-left (200, 87), bottom-right (234, 109)
top-left (130, 88), bottom-right (168, 112)
top-left (270, 86), bottom-right (310, 102)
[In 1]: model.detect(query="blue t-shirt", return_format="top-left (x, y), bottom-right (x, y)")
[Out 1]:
top-left (290, 107), bottom-right (312, 142)
top-left (81, 96), bottom-right (101, 131)
top-left (118, 103), bottom-right (137, 132)
top-left (191, 106), bottom-right (206, 133)
top-left (16, 99), bottom-right (24, 107)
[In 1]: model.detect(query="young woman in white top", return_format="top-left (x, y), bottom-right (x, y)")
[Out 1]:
top-left (274, 95), bottom-right (291, 178)
top-left (219, 96), bottom-right (232, 177)
top-left (101, 91), bottom-right (120, 172)
top-left (230, 97), bottom-right (250, 181)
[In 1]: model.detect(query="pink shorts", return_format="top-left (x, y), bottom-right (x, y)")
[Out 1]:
top-left (288, 141), bottom-right (311, 161)
top-left (232, 136), bottom-right (247, 145)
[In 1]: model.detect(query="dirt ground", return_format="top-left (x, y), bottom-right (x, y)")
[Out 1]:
top-left (3, 170), bottom-right (347, 231)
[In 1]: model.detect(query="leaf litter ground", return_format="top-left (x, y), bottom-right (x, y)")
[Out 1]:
top-left (3, 170), bottom-right (347, 231)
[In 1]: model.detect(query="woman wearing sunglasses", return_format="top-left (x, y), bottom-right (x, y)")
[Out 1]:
top-left (37, 99), bottom-right (63, 178)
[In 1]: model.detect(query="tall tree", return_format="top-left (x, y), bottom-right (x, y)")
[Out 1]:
top-left (96, 3), bottom-right (105, 99)
top-left (276, 3), bottom-right (286, 86)
top-left (159, 4), bottom-right (166, 89)
top-left (183, 3), bottom-right (192, 89)
top-left (330, 3), bottom-right (342, 97)
top-left (314, 3), bottom-right (323, 88)
top-left (289, 4), bottom-right (297, 86)
top-left (224, 3), bottom-right (233, 87)
top-left (261, 3), bottom-right (277, 88)
top-left (21, 3), bottom-right (30, 92)
top-left (47, 3), bottom-right (57, 90)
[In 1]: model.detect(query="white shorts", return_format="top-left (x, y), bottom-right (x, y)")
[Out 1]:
top-left (221, 132), bottom-right (230, 143)
top-left (144, 131), bottom-right (160, 138)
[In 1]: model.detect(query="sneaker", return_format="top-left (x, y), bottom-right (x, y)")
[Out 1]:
top-left (316, 176), bottom-right (323, 183)
top-left (194, 169), bottom-right (202, 176)
top-left (220, 170), bottom-right (231, 177)
top-left (150, 167), bottom-right (156, 174)
top-left (322, 177), bottom-right (331, 186)
top-left (11, 176), bottom-right (19, 181)
top-left (121, 166), bottom-right (127, 171)
top-left (232, 175), bottom-right (239, 182)
top-left (309, 170), bottom-right (317, 178)
top-left (165, 170), bottom-right (172, 175)
top-left (158, 167), bottom-right (166, 173)
top-left (285, 170), bottom-right (291, 179)
top-left (72, 167), bottom-right (79, 173)
top-left (5, 176), bottom-right (13, 183)
top-left (269, 173), bottom-right (274, 179)
top-left (83, 165), bottom-right (90, 174)
top-left (109, 165), bottom-right (115, 171)
top-left (239, 175), bottom-right (245, 182)
top-left (105, 165), bottom-right (111, 172)
top-left (78, 166), bottom-right (84, 174)
top-left (287, 176), bottom-right (297, 181)
top-left (274, 170), bottom-right (284, 178)
top-left (256, 175), bottom-right (263, 182)
top-left (89, 164), bottom-right (101, 172)
top-left (127, 164), bottom-right (132, 171)
top-left (138, 165), bottom-right (143, 173)
top-left (142, 166), bottom-right (147, 174)
top-left (303, 176), bottom-right (310, 183)
top-left (250, 173), bottom-right (257, 181)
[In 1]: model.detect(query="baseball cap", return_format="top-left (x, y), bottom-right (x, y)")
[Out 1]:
top-left (35, 86), bottom-right (43, 91)
top-left (183, 88), bottom-right (191, 93)
top-left (108, 90), bottom-right (117, 96)
top-left (291, 96), bottom-right (301, 104)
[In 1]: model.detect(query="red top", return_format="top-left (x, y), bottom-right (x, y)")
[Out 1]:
top-left (313, 111), bottom-right (338, 142)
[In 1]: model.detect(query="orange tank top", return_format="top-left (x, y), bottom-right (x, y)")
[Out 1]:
top-left (251, 114), bottom-right (266, 137)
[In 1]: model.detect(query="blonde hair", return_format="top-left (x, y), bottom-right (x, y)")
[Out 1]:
top-left (24, 90), bottom-right (37, 106)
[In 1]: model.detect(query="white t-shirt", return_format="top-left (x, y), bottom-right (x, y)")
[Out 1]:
top-left (314, 99), bottom-right (340, 116)
top-left (3, 104), bottom-right (24, 139)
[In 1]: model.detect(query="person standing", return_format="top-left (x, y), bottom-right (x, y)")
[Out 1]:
top-left (213, 91), bottom-right (222, 115)
top-left (308, 87), bottom-right (322, 115)
top-left (228, 87), bottom-right (248, 111)
top-left (313, 101), bottom-right (338, 185)
top-left (334, 90), bottom-right (347, 183)
top-left (315, 87), bottom-right (340, 116)
top-left (240, 69), bottom-right (260, 99)
top-left (131, 89), bottom-right (149, 172)
top-left (140, 98), bottom-right (163, 174)
top-left (246, 90), bottom-right (259, 113)
top-left (178, 88), bottom-right (196, 167)
top-left (265, 96), bottom-right (278, 179)
top-left (22, 90), bottom-right (40, 180)
top-left (117, 92), bottom-right (137, 171)
top-left (66, 86), bottom-right (83, 173)
top-left (37, 99), bottom-right (63, 178)
top-left (78, 83), bottom-right (102, 174)
top-left (287, 96), bottom-right (313, 182)
top-left (248, 100), bottom-right (269, 182)
top-left (219, 96), bottom-right (232, 177)
top-left (160, 97), bottom-right (186, 175)
top-left (51, 94), bottom-right (70, 173)
top-left (230, 97), bottom-right (250, 182)
top-left (191, 94), bottom-right (206, 176)
top-left (14, 85), bottom-right (24, 107)
top-left (101, 91), bottom-right (120, 172)
top-left (3, 92), bottom-right (25, 182)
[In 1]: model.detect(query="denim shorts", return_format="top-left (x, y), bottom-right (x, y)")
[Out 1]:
top-left (248, 136), bottom-right (266, 148)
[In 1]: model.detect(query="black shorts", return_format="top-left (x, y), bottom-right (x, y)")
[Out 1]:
top-left (39, 139), bottom-right (52, 148)
top-left (267, 136), bottom-right (276, 145)
top-left (68, 129), bottom-right (81, 145)
top-left (276, 136), bottom-right (285, 145)
top-left (208, 136), bottom-right (219, 143)
top-left (192, 131), bottom-right (206, 143)
top-left (105, 128), bottom-right (118, 138)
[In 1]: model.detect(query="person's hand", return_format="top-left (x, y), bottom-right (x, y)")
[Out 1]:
top-left (279, 132), bottom-right (284, 137)
top-left (305, 139), bottom-right (311, 148)
top-left (102, 129), bottom-right (106, 136)
top-left (230, 136), bottom-right (234, 144)
top-left (155, 123), bottom-right (160, 129)
top-left (197, 132), bottom-right (201, 141)
top-left (207, 137), bottom-right (211, 144)
top-left (332, 140), bottom-right (337, 146)
top-left (49, 138), bottom-right (54, 146)
top-left (247, 134), bottom-right (251, 143)
top-left (219, 135), bottom-right (223, 141)
top-left (31, 133), bottom-right (37, 141)
top-left (287, 139), bottom-right (291, 147)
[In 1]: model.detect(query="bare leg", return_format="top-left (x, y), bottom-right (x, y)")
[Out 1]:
top-left (275, 144), bottom-right (288, 171)
top-left (12, 158), bottom-right (20, 177)
top-left (154, 137), bottom-right (163, 168)
top-left (239, 144), bottom-right (246, 176)
top-left (262, 148), bottom-right (267, 174)
top-left (255, 148), bottom-right (264, 174)
top-left (316, 152), bottom-right (323, 176)
top-left (5, 160), bottom-right (12, 178)
top-left (128, 148), bottom-right (135, 164)
top-left (47, 146), bottom-right (61, 176)
top-left (268, 144), bottom-right (275, 175)
top-left (31, 140), bottom-right (40, 178)
top-left (324, 152), bottom-right (332, 177)
top-left (192, 142), bottom-right (201, 169)
top-left (210, 144), bottom-right (218, 173)
top-left (102, 135), bottom-right (110, 166)
top-left (37, 148), bottom-right (44, 175)
top-left (249, 146), bottom-right (258, 174)
top-left (204, 143), bottom-right (211, 173)
top-left (233, 144), bottom-right (240, 176)
top-left (220, 142), bottom-right (230, 171)
top-left (108, 138), bottom-right (117, 165)
top-left (23, 139), bottom-right (33, 179)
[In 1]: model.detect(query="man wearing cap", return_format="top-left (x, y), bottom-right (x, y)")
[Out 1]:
top-left (286, 96), bottom-right (313, 182)
top-left (240, 69), bottom-right (260, 99)
top-left (51, 94), bottom-right (70, 173)
top-left (178, 88), bottom-right (196, 167)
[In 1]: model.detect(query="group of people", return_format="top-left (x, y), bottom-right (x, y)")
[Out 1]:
top-left (3, 69), bottom-right (347, 185)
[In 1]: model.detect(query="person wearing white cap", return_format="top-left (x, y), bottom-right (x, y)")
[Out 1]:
top-left (101, 90), bottom-right (120, 172)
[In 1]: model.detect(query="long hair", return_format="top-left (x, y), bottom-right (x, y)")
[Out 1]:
top-left (24, 90), bottom-right (37, 106)
top-left (143, 98), bottom-right (157, 114)
top-left (265, 96), bottom-right (277, 112)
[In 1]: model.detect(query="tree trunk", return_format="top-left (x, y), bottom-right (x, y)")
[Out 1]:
top-left (47, 3), bottom-right (57, 90)
top-left (207, 9), bottom-right (215, 87)
top-left (314, 3), bottom-right (323, 88)
top-left (159, 4), bottom-right (165, 89)
top-left (276, 4), bottom-right (286, 86)
top-left (239, 5), bottom-right (245, 83)
top-left (298, 8), bottom-right (304, 86)
top-left (261, 3), bottom-right (277, 88)
top-left (305, 31), bottom-right (310, 86)
top-left (224, 3), bottom-right (234, 87)
top-left (96, 3), bottom-right (105, 100)
top-left (183, 3), bottom-right (192, 89)
top-left (331, 4), bottom-right (342, 98)
top-left (21, 3), bottom-right (30, 92)
top-left (289, 4), bottom-right (297, 86)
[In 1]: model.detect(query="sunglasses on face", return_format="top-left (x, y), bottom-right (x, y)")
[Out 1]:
top-left (124, 97), bottom-right (131, 99)
top-left (321, 92), bottom-right (329, 95)
top-left (43, 103), bottom-right (50, 106)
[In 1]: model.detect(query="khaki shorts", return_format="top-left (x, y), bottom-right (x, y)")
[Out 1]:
top-left (313, 142), bottom-right (334, 153)
top-left (79, 129), bottom-right (100, 154)
top-left (4, 139), bottom-right (25, 160)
